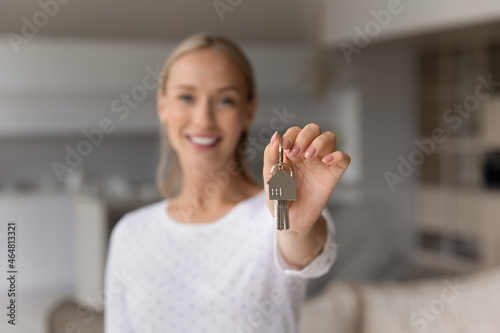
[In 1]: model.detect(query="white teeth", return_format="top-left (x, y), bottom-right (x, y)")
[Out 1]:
top-left (190, 136), bottom-right (218, 145)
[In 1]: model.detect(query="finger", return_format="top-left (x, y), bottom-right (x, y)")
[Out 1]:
top-left (322, 151), bottom-right (351, 170)
top-left (281, 126), bottom-right (301, 151)
top-left (287, 123), bottom-right (321, 160)
top-left (263, 131), bottom-right (280, 184)
top-left (305, 131), bottom-right (337, 160)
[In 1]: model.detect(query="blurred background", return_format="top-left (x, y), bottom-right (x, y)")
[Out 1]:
top-left (1, 0), bottom-right (500, 332)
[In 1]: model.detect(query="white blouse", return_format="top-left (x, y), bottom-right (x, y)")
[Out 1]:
top-left (104, 189), bottom-right (337, 333)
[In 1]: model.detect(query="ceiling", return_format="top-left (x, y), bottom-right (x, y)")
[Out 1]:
top-left (3, 0), bottom-right (315, 42)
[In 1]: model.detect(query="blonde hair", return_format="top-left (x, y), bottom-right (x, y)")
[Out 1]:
top-left (156, 33), bottom-right (260, 199)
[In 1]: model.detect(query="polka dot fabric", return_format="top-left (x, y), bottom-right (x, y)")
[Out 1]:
top-left (104, 189), bottom-right (337, 333)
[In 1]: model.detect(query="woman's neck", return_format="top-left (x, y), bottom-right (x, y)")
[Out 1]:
top-left (168, 167), bottom-right (263, 223)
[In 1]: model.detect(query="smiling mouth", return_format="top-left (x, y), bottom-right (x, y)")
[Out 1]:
top-left (186, 135), bottom-right (222, 149)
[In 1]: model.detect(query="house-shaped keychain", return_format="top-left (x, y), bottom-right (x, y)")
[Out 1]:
top-left (267, 169), bottom-right (297, 201)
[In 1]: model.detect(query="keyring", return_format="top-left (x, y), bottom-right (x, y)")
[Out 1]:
top-left (270, 136), bottom-right (294, 178)
top-left (279, 136), bottom-right (283, 166)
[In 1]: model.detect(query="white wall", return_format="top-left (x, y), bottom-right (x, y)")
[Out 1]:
top-left (321, 0), bottom-right (500, 46)
top-left (0, 194), bottom-right (105, 298)
top-left (1, 195), bottom-right (74, 296)
top-left (322, 41), bottom-right (418, 282)
top-left (0, 37), bottom-right (320, 137)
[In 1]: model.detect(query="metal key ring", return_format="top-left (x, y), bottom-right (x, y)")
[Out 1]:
top-left (270, 162), bottom-right (294, 178)
top-left (270, 136), bottom-right (294, 178)
top-left (279, 136), bottom-right (283, 165)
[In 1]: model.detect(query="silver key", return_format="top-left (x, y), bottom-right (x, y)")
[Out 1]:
top-left (267, 137), bottom-right (297, 230)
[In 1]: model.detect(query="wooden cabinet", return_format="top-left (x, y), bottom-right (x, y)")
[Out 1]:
top-left (417, 186), bottom-right (500, 273)
top-left (415, 34), bottom-right (500, 274)
top-left (482, 96), bottom-right (500, 148)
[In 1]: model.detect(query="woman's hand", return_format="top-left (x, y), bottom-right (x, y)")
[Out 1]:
top-left (263, 124), bottom-right (351, 236)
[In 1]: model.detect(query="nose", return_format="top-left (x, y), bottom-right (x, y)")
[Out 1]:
top-left (192, 97), bottom-right (216, 127)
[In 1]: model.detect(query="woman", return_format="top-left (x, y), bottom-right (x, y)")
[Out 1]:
top-left (104, 33), bottom-right (351, 333)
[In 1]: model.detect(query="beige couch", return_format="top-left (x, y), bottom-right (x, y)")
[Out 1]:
top-left (299, 267), bottom-right (500, 333)
top-left (48, 268), bottom-right (500, 333)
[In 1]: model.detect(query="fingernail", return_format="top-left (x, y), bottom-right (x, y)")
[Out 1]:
top-left (270, 131), bottom-right (277, 146)
top-left (304, 146), bottom-right (316, 159)
top-left (282, 138), bottom-right (292, 150)
top-left (322, 155), bottom-right (334, 163)
top-left (289, 144), bottom-right (300, 157)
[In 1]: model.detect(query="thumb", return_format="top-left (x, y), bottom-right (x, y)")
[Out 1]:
top-left (263, 131), bottom-right (280, 185)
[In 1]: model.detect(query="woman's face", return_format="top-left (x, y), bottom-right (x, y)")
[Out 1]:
top-left (157, 48), bottom-right (255, 171)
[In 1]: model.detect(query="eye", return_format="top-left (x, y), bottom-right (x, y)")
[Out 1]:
top-left (178, 94), bottom-right (194, 103)
top-left (219, 97), bottom-right (235, 105)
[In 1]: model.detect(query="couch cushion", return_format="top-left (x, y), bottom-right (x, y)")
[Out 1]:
top-left (360, 267), bottom-right (500, 333)
top-left (48, 298), bottom-right (104, 333)
top-left (299, 282), bottom-right (362, 333)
